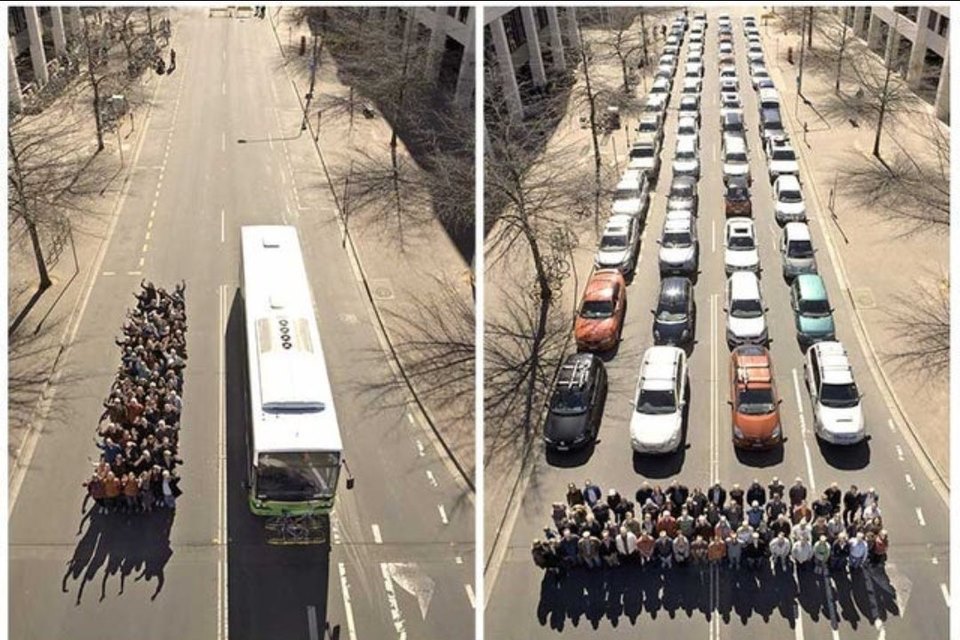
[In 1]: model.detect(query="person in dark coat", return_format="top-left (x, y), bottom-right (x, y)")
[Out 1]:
top-left (729, 483), bottom-right (745, 508)
top-left (843, 485), bottom-right (861, 526)
top-left (788, 477), bottom-right (808, 507)
top-left (583, 479), bottom-right (602, 507)
top-left (607, 489), bottom-right (623, 522)
top-left (812, 493), bottom-right (833, 519)
top-left (746, 479), bottom-right (766, 506)
top-left (636, 481), bottom-right (653, 506)
top-left (824, 482), bottom-right (842, 515)
top-left (766, 494), bottom-right (787, 521)
top-left (767, 476), bottom-right (785, 501)
top-left (723, 499), bottom-right (744, 529)
top-left (689, 487), bottom-right (708, 516)
top-left (708, 482), bottom-right (726, 508)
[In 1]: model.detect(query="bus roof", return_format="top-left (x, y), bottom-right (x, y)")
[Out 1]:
top-left (241, 225), bottom-right (343, 455)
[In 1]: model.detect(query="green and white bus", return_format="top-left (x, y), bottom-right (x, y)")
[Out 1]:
top-left (240, 225), bottom-right (346, 517)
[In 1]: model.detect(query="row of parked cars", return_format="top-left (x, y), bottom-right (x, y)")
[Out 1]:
top-left (543, 12), bottom-right (867, 458)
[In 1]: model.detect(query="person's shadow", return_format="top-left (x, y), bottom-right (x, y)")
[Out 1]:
top-left (62, 506), bottom-right (175, 605)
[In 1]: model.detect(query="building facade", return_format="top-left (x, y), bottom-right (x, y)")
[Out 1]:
top-left (846, 5), bottom-right (950, 120)
top-left (8, 7), bottom-right (82, 111)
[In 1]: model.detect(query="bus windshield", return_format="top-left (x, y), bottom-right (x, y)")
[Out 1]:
top-left (256, 451), bottom-right (340, 501)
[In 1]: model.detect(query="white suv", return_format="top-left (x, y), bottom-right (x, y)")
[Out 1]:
top-left (804, 342), bottom-right (866, 444)
top-left (725, 271), bottom-right (768, 346)
top-left (630, 346), bottom-right (688, 454)
top-left (774, 174), bottom-right (807, 224)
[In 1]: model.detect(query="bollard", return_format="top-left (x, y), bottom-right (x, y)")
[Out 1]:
top-left (299, 35), bottom-right (306, 56)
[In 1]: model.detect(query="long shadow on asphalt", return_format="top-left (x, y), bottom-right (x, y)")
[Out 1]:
top-left (734, 444), bottom-right (786, 467)
top-left (224, 289), bottom-right (333, 640)
top-left (62, 508), bottom-right (175, 606)
top-left (817, 438), bottom-right (871, 471)
top-left (535, 561), bottom-right (899, 630)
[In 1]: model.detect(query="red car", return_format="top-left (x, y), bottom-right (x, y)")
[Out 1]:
top-left (575, 270), bottom-right (627, 352)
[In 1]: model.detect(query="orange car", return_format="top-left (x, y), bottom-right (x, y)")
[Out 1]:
top-left (575, 269), bottom-right (626, 352)
top-left (730, 345), bottom-right (783, 449)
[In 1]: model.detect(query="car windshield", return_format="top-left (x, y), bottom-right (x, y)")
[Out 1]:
top-left (787, 240), bottom-right (814, 258)
top-left (678, 125), bottom-right (696, 136)
top-left (728, 152), bottom-right (748, 163)
top-left (639, 122), bottom-right (657, 132)
top-left (657, 297), bottom-right (687, 322)
top-left (728, 233), bottom-right (755, 249)
top-left (256, 451), bottom-right (340, 501)
top-left (671, 184), bottom-right (693, 198)
top-left (636, 388), bottom-right (677, 414)
top-left (601, 233), bottom-right (628, 249)
top-left (737, 387), bottom-right (776, 414)
top-left (727, 186), bottom-right (748, 200)
top-left (615, 187), bottom-right (639, 200)
top-left (581, 300), bottom-right (614, 319)
top-left (820, 382), bottom-right (860, 408)
top-left (675, 150), bottom-right (695, 161)
top-left (730, 297), bottom-right (763, 318)
top-left (630, 146), bottom-right (654, 158)
top-left (663, 231), bottom-right (692, 247)
top-left (681, 101), bottom-right (697, 111)
top-left (772, 149), bottom-right (796, 161)
top-left (799, 297), bottom-right (830, 316)
top-left (780, 189), bottom-right (803, 203)
top-left (551, 387), bottom-right (587, 415)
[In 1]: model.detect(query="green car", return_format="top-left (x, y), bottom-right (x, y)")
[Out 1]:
top-left (790, 274), bottom-right (835, 347)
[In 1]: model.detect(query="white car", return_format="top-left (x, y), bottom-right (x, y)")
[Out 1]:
top-left (658, 214), bottom-right (698, 275)
top-left (611, 171), bottom-right (650, 220)
top-left (594, 214), bottom-right (640, 273)
top-left (659, 54), bottom-right (677, 73)
top-left (722, 137), bottom-right (752, 184)
top-left (689, 40), bottom-right (704, 55)
top-left (685, 61), bottom-right (704, 78)
top-left (804, 342), bottom-right (866, 444)
top-left (682, 77), bottom-right (703, 95)
top-left (720, 92), bottom-right (743, 119)
top-left (724, 219), bottom-right (760, 273)
top-left (747, 44), bottom-right (765, 64)
top-left (676, 115), bottom-right (699, 149)
top-left (650, 77), bottom-right (672, 102)
top-left (687, 49), bottom-right (703, 64)
top-left (678, 95), bottom-right (701, 126)
top-left (751, 67), bottom-right (772, 90)
top-left (644, 93), bottom-right (669, 116)
top-left (774, 174), bottom-right (807, 224)
top-left (767, 140), bottom-right (800, 182)
top-left (630, 346), bottom-right (688, 454)
top-left (719, 41), bottom-right (734, 56)
top-left (672, 137), bottom-right (700, 178)
top-left (725, 271), bottom-right (768, 346)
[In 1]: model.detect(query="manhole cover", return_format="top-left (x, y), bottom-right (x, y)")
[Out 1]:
top-left (339, 313), bottom-right (359, 325)
top-left (852, 288), bottom-right (876, 309)
top-left (369, 278), bottom-right (394, 301)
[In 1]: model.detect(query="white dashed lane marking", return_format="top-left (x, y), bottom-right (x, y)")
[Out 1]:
top-left (426, 470), bottom-right (438, 487)
top-left (941, 584), bottom-right (950, 608)
top-left (438, 504), bottom-right (449, 525)
top-left (916, 507), bottom-right (926, 526)
top-left (372, 524), bottom-right (383, 544)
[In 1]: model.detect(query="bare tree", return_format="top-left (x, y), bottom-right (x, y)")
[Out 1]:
top-left (839, 116), bottom-right (950, 234)
top-left (595, 8), bottom-right (644, 94)
top-left (884, 272), bottom-right (949, 379)
top-left (576, 24), bottom-right (604, 229)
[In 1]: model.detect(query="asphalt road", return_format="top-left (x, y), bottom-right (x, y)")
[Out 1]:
top-left (9, 10), bottom-right (474, 640)
top-left (485, 8), bottom-right (949, 639)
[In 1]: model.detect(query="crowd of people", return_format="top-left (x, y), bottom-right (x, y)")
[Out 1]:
top-left (82, 280), bottom-right (188, 515)
top-left (532, 477), bottom-right (889, 582)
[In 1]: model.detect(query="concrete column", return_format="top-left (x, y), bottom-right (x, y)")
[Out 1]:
top-left (546, 7), bottom-right (566, 71)
top-left (68, 8), bottom-right (83, 40)
top-left (907, 7), bottom-right (931, 88)
top-left (454, 8), bottom-right (475, 106)
top-left (490, 16), bottom-right (523, 121)
top-left (520, 7), bottom-right (547, 87)
top-left (566, 7), bottom-right (581, 50)
top-left (426, 8), bottom-right (447, 80)
top-left (883, 22), bottom-right (899, 68)
top-left (852, 7), bottom-right (866, 37)
top-left (935, 46), bottom-right (949, 121)
top-left (25, 6), bottom-right (49, 87)
top-left (9, 46), bottom-right (23, 113)
top-left (51, 8), bottom-right (68, 57)
top-left (866, 14), bottom-right (882, 52)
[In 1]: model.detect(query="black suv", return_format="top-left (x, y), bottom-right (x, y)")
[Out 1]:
top-left (653, 277), bottom-right (695, 347)
top-left (543, 354), bottom-right (607, 451)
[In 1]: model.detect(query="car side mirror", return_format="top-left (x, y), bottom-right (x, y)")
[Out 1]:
top-left (346, 477), bottom-right (355, 490)
top-left (723, 307), bottom-right (729, 313)
top-left (764, 306), bottom-right (770, 312)
top-left (777, 398), bottom-right (783, 405)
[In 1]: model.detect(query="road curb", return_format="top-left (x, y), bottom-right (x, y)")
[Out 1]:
top-left (766, 24), bottom-right (949, 501)
top-left (267, 9), bottom-right (475, 494)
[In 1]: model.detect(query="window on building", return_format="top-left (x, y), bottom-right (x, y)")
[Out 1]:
top-left (458, 7), bottom-right (470, 23)
top-left (536, 7), bottom-right (550, 31)
top-left (938, 16), bottom-right (949, 37)
top-left (447, 7), bottom-right (457, 18)
top-left (894, 6), bottom-right (918, 22)
top-left (928, 10), bottom-right (939, 31)
top-left (502, 8), bottom-right (526, 53)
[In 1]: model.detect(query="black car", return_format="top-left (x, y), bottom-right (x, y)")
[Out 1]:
top-left (724, 177), bottom-right (752, 216)
top-left (653, 277), bottom-right (695, 346)
top-left (543, 353), bottom-right (607, 451)
top-left (666, 175), bottom-right (699, 215)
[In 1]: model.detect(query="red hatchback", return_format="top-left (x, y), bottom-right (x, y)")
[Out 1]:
top-left (575, 270), bottom-right (627, 352)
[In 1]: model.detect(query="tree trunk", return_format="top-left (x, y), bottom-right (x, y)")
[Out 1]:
top-left (873, 64), bottom-right (892, 160)
top-left (82, 12), bottom-right (105, 152)
top-left (147, 7), bottom-right (153, 36)
top-left (806, 8), bottom-right (814, 49)
top-left (26, 218), bottom-right (53, 291)
top-left (8, 135), bottom-right (53, 291)
top-left (639, 10), bottom-right (649, 67)
top-left (522, 227), bottom-right (553, 438)
top-left (578, 25), bottom-right (603, 231)
top-left (620, 55), bottom-right (630, 93)
top-left (835, 10), bottom-right (848, 94)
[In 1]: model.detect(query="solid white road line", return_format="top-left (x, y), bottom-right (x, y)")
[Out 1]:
top-left (887, 418), bottom-right (896, 433)
top-left (438, 504), bottom-right (449, 525)
top-left (338, 563), bottom-right (359, 640)
top-left (916, 508), bottom-right (926, 526)
top-left (221, 209), bottom-right (225, 243)
top-left (792, 368), bottom-right (817, 491)
top-left (941, 583), bottom-right (950, 607)
top-left (372, 524), bottom-right (383, 544)
top-left (712, 220), bottom-right (716, 253)
top-left (710, 294), bottom-right (718, 484)
top-left (102, 271), bottom-right (116, 276)
top-left (795, 602), bottom-right (804, 639)
top-left (465, 584), bottom-right (476, 608)
top-left (218, 285), bottom-right (229, 640)
top-left (307, 605), bottom-right (319, 640)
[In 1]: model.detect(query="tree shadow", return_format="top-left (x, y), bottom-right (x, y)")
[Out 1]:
top-left (62, 508), bottom-right (175, 605)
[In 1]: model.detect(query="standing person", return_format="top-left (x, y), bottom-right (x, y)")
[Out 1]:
top-left (765, 494), bottom-right (787, 521)
top-left (792, 518), bottom-right (812, 543)
top-left (579, 531), bottom-right (602, 569)
top-left (689, 487), bottom-right (708, 516)
top-left (635, 512), bottom-right (652, 537)
top-left (636, 481), bottom-right (654, 506)
top-left (746, 501), bottom-right (764, 528)
top-left (791, 500), bottom-right (813, 525)
top-left (826, 513), bottom-right (845, 541)
top-left (830, 532), bottom-right (850, 572)
top-left (871, 530), bottom-right (889, 565)
top-left (600, 530), bottom-right (620, 567)
top-left (559, 529), bottom-right (580, 569)
top-left (729, 483), bottom-right (745, 508)
top-left (789, 477), bottom-right (807, 507)
top-left (745, 533), bottom-right (766, 570)
top-left (551, 503), bottom-right (568, 530)
top-left (746, 479), bottom-right (766, 507)
top-left (708, 482), bottom-right (726, 508)
top-left (637, 529), bottom-right (655, 566)
top-left (690, 535), bottom-right (708, 580)
top-left (103, 471), bottom-right (121, 512)
top-left (83, 473), bottom-right (106, 514)
top-left (160, 469), bottom-right (180, 510)
top-left (169, 48), bottom-right (176, 71)
top-left (677, 507), bottom-right (695, 539)
top-left (848, 532), bottom-right (868, 570)
top-left (707, 535), bottom-right (726, 569)
top-left (770, 513), bottom-right (792, 538)
top-left (813, 535), bottom-right (832, 575)
top-left (583, 479), bottom-right (602, 507)
top-left (843, 484), bottom-right (861, 526)
top-left (122, 472), bottom-right (140, 513)
top-left (617, 526), bottom-right (639, 564)
top-left (657, 510), bottom-right (678, 538)
top-left (714, 515), bottom-right (733, 542)
top-left (531, 539), bottom-right (549, 570)
top-left (567, 483), bottom-right (584, 507)
top-left (769, 532), bottom-right (792, 572)
top-left (812, 493), bottom-right (833, 520)
top-left (672, 531), bottom-right (691, 566)
top-left (792, 535), bottom-right (814, 572)
top-left (824, 482), bottom-right (842, 515)
top-left (655, 531), bottom-right (674, 570)
top-left (724, 498), bottom-right (744, 529)
top-left (767, 476), bottom-right (786, 501)
top-left (726, 532), bottom-right (743, 569)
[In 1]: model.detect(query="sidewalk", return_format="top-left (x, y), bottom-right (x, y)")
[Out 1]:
top-left (8, 26), bottom-right (170, 476)
top-left (268, 10), bottom-right (476, 487)
top-left (761, 12), bottom-right (950, 483)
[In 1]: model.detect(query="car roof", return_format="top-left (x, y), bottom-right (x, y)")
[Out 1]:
top-left (659, 276), bottom-right (691, 301)
top-left (794, 274), bottom-right (828, 299)
top-left (664, 217), bottom-right (693, 233)
top-left (640, 346), bottom-right (684, 389)
top-left (784, 222), bottom-right (812, 240)
top-left (811, 342), bottom-right (855, 383)
top-left (585, 270), bottom-right (621, 300)
top-left (666, 209), bottom-right (694, 222)
top-left (733, 346), bottom-right (773, 388)
top-left (633, 133), bottom-right (658, 146)
top-left (671, 175), bottom-right (697, 188)
top-left (726, 218), bottom-right (754, 234)
top-left (604, 214), bottom-right (633, 232)
top-left (678, 115), bottom-right (698, 127)
top-left (776, 174), bottom-right (802, 190)
top-left (729, 271), bottom-right (761, 297)
top-left (557, 353), bottom-right (596, 388)
top-left (726, 176), bottom-right (750, 191)
top-left (725, 136), bottom-right (747, 152)
top-left (680, 95), bottom-right (699, 105)
top-left (676, 137), bottom-right (697, 152)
